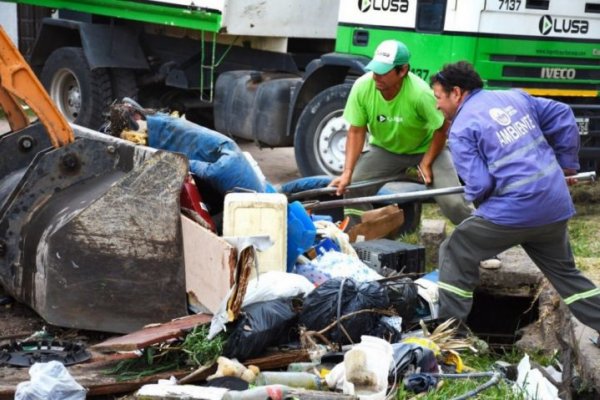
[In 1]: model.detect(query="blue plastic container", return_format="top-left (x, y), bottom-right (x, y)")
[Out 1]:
top-left (314, 237), bottom-right (340, 256)
top-left (286, 201), bottom-right (316, 271)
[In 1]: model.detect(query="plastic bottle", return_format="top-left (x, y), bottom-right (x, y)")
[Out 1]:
top-left (287, 361), bottom-right (320, 373)
top-left (254, 371), bottom-right (323, 390)
top-left (222, 384), bottom-right (290, 400)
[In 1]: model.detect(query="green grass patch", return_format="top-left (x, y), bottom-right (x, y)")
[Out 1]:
top-left (569, 203), bottom-right (600, 259)
top-left (105, 325), bottom-right (226, 381)
top-left (394, 349), bottom-right (526, 399)
top-left (419, 198), bottom-right (600, 264)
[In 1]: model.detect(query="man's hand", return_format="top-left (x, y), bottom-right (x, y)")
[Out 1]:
top-left (331, 125), bottom-right (366, 196)
top-left (329, 171), bottom-right (352, 196)
top-left (564, 168), bottom-right (578, 186)
top-left (418, 124), bottom-right (447, 186)
top-left (418, 162), bottom-right (433, 185)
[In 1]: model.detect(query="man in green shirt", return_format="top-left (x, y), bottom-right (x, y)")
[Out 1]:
top-left (330, 39), bottom-right (473, 229)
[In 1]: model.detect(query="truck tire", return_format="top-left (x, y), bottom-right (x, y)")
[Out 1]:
top-left (41, 47), bottom-right (112, 129)
top-left (294, 83), bottom-right (352, 177)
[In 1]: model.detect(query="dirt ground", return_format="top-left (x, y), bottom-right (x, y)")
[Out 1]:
top-left (0, 296), bottom-right (42, 340)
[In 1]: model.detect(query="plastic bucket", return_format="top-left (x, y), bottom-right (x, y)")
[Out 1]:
top-left (343, 335), bottom-right (393, 400)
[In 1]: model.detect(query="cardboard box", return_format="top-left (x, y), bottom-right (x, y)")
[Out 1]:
top-left (181, 215), bottom-right (236, 314)
top-left (347, 205), bottom-right (404, 243)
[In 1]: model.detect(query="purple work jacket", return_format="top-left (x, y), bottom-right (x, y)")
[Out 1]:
top-left (448, 89), bottom-right (579, 227)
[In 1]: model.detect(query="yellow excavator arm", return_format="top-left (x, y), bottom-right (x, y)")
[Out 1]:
top-left (0, 25), bottom-right (189, 334)
top-left (0, 26), bottom-right (73, 146)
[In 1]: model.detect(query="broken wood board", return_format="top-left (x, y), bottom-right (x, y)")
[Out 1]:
top-left (0, 354), bottom-right (216, 399)
top-left (182, 214), bottom-right (236, 314)
top-left (0, 348), bottom-right (312, 398)
top-left (245, 348), bottom-right (311, 370)
top-left (91, 313), bottom-right (212, 353)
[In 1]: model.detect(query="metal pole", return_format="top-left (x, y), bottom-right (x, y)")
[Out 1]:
top-left (303, 171), bottom-right (596, 211)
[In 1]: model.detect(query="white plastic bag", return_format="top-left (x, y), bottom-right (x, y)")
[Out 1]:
top-left (308, 251), bottom-right (383, 283)
top-left (514, 354), bottom-right (559, 400)
top-left (15, 361), bottom-right (86, 400)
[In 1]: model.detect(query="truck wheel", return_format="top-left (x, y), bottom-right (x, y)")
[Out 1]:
top-left (294, 83), bottom-right (352, 176)
top-left (41, 47), bottom-right (112, 129)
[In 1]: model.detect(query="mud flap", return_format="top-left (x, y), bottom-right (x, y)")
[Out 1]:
top-left (0, 123), bottom-right (188, 333)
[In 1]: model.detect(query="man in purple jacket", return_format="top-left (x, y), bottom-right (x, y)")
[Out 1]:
top-left (430, 61), bottom-right (600, 337)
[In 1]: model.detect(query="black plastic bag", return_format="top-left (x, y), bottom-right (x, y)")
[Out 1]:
top-left (298, 278), bottom-right (389, 345)
top-left (369, 316), bottom-right (403, 343)
top-left (385, 277), bottom-right (419, 323)
top-left (223, 297), bottom-right (299, 361)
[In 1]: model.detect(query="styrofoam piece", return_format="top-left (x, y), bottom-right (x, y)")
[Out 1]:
top-left (223, 192), bottom-right (287, 278)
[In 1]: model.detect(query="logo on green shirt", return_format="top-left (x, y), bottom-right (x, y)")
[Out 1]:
top-left (377, 114), bottom-right (403, 123)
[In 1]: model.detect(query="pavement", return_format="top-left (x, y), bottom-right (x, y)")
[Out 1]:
top-left (237, 139), bottom-right (301, 185)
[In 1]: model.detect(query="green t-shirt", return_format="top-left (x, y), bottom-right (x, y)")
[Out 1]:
top-left (343, 72), bottom-right (444, 154)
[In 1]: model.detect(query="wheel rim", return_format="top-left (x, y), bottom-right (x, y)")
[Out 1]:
top-left (314, 110), bottom-right (348, 175)
top-left (49, 68), bottom-right (81, 122)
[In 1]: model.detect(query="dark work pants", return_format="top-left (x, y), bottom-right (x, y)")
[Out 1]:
top-left (438, 217), bottom-right (600, 332)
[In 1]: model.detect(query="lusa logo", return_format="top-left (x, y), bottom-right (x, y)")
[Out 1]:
top-left (539, 15), bottom-right (589, 35)
top-left (358, 0), bottom-right (409, 13)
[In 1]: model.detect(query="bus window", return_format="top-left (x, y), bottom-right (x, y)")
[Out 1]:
top-left (586, 3), bottom-right (600, 13)
top-left (526, 0), bottom-right (550, 10)
top-left (416, 0), bottom-right (446, 33)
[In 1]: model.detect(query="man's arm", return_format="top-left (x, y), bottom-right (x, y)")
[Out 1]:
top-left (448, 129), bottom-right (494, 203)
top-left (528, 94), bottom-right (580, 171)
top-left (418, 119), bottom-right (449, 184)
top-left (329, 125), bottom-right (367, 196)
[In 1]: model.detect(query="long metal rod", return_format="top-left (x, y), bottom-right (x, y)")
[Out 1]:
top-left (303, 171), bottom-right (596, 211)
top-left (287, 176), bottom-right (407, 201)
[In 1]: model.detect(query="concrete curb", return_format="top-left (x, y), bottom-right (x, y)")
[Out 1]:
top-left (478, 247), bottom-right (600, 393)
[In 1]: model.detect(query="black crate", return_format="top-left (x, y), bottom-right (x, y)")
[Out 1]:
top-left (352, 239), bottom-right (425, 275)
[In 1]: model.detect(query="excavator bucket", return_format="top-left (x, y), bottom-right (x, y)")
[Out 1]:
top-left (0, 27), bottom-right (188, 333)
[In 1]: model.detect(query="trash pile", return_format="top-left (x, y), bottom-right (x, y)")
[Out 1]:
top-left (1, 104), bottom-right (568, 399)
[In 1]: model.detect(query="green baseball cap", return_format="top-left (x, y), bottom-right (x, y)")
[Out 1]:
top-left (365, 40), bottom-right (411, 75)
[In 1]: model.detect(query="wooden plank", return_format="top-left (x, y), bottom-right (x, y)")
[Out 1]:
top-left (0, 354), bottom-right (217, 399)
top-left (245, 349), bottom-right (311, 370)
top-left (182, 214), bottom-right (236, 314)
top-left (0, 348), bottom-right (315, 398)
top-left (91, 313), bottom-right (212, 353)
